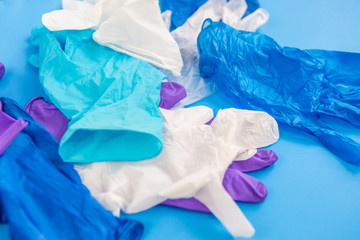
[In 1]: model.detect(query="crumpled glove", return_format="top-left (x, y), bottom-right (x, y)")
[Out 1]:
top-left (0, 97), bottom-right (144, 240)
top-left (74, 106), bottom-right (279, 238)
top-left (0, 63), bottom-right (4, 80)
top-left (42, 0), bottom-right (183, 76)
top-left (24, 85), bottom-right (278, 215)
top-left (29, 26), bottom-right (166, 163)
top-left (162, 149), bottom-right (278, 212)
top-left (198, 19), bottom-right (360, 165)
top-left (161, 0), bottom-right (269, 106)
top-left (24, 82), bottom-right (186, 142)
top-left (160, 0), bottom-right (261, 31)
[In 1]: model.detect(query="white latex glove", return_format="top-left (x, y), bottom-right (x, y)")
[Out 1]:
top-left (161, 0), bottom-right (269, 106)
top-left (74, 106), bottom-right (279, 238)
top-left (42, 0), bottom-right (183, 76)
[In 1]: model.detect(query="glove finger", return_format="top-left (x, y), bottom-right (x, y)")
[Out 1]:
top-left (161, 198), bottom-right (210, 213)
top-left (223, 168), bottom-right (267, 202)
top-left (232, 8), bottom-right (269, 32)
top-left (231, 149), bottom-right (278, 172)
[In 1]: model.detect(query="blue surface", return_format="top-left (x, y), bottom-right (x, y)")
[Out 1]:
top-left (1, 0), bottom-right (360, 239)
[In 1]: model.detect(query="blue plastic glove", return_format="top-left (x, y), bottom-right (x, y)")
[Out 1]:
top-left (29, 26), bottom-right (166, 163)
top-left (198, 19), bottom-right (360, 165)
top-left (0, 97), bottom-right (144, 240)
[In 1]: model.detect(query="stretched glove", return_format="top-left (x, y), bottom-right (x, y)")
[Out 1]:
top-left (162, 149), bottom-right (278, 212)
top-left (160, 0), bottom-right (261, 31)
top-left (198, 19), bottom-right (360, 165)
top-left (24, 92), bottom-right (278, 214)
top-left (42, 0), bottom-right (183, 76)
top-left (161, 0), bottom-right (269, 106)
top-left (74, 106), bottom-right (279, 238)
top-left (0, 63), bottom-right (4, 80)
top-left (29, 26), bottom-right (166, 163)
top-left (0, 97), bottom-right (144, 240)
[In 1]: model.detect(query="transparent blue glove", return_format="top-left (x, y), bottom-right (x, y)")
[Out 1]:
top-left (198, 19), bottom-right (360, 165)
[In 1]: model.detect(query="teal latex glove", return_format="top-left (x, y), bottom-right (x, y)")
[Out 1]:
top-left (29, 26), bottom-right (166, 163)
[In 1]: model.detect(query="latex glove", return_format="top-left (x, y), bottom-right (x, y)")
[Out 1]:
top-left (161, 0), bottom-right (269, 107)
top-left (162, 149), bottom-right (278, 212)
top-left (0, 97), bottom-right (143, 240)
top-left (29, 26), bottom-right (166, 163)
top-left (24, 91), bottom-right (278, 214)
top-left (42, 0), bottom-right (183, 76)
top-left (74, 106), bottom-right (279, 238)
top-left (24, 82), bottom-right (187, 142)
top-left (198, 19), bottom-right (360, 166)
top-left (0, 63), bottom-right (4, 80)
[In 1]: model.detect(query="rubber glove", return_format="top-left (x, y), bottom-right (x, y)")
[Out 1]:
top-left (42, 0), bottom-right (183, 76)
top-left (198, 19), bottom-right (360, 166)
top-left (159, 0), bottom-right (261, 31)
top-left (161, 0), bottom-right (269, 106)
top-left (0, 97), bottom-right (144, 240)
top-left (24, 82), bottom-right (186, 142)
top-left (24, 95), bottom-right (278, 213)
top-left (0, 63), bottom-right (4, 80)
top-left (162, 149), bottom-right (278, 212)
top-left (29, 26), bottom-right (166, 163)
top-left (74, 106), bottom-right (279, 238)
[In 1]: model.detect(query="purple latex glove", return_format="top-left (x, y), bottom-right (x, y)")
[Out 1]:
top-left (0, 63), bottom-right (4, 79)
top-left (0, 101), bottom-right (28, 155)
top-left (25, 82), bottom-right (187, 142)
top-left (161, 149), bottom-right (278, 212)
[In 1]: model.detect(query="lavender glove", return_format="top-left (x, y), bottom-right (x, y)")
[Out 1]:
top-left (161, 149), bottom-right (278, 212)
top-left (0, 63), bottom-right (5, 80)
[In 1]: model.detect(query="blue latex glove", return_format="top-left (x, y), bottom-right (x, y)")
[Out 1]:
top-left (159, 0), bottom-right (259, 31)
top-left (29, 26), bottom-right (166, 163)
top-left (198, 19), bottom-right (360, 166)
top-left (0, 97), bottom-right (144, 240)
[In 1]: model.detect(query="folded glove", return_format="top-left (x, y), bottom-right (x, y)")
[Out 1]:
top-left (74, 106), bottom-right (279, 238)
top-left (161, 0), bottom-right (269, 106)
top-left (0, 97), bottom-right (144, 240)
top-left (0, 63), bottom-right (4, 80)
top-left (24, 95), bottom-right (278, 213)
top-left (198, 19), bottom-right (360, 165)
top-left (42, 0), bottom-right (183, 76)
top-left (24, 82), bottom-right (186, 142)
top-left (160, 0), bottom-right (261, 31)
top-left (29, 26), bottom-right (166, 163)
top-left (162, 149), bottom-right (278, 212)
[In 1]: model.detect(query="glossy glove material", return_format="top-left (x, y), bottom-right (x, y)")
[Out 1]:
top-left (160, 0), bottom-right (260, 31)
top-left (0, 97), bottom-right (144, 240)
top-left (162, 149), bottom-right (278, 212)
top-left (42, 0), bottom-right (183, 76)
top-left (161, 0), bottom-right (269, 106)
top-left (24, 82), bottom-right (186, 142)
top-left (24, 95), bottom-right (278, 213)
top-left (0, 63), bottom-right (4, 80)
top-left (75, 106), bottom-right (279, 238)
top-left (29, 26), bottom-right (166, 163)
top-left (198, 19), bottom-right (360, 165)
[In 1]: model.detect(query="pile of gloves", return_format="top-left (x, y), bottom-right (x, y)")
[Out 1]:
top-left (1, 0), bottom-right (360, 239)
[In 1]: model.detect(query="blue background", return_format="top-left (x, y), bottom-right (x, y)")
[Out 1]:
top-left (1, 0), bottom-right (360, 239)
